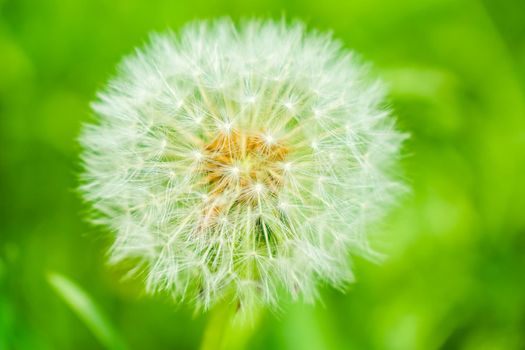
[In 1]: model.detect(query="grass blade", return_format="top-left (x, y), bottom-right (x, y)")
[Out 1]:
top-left (47, 272), bottom-right (127, 350)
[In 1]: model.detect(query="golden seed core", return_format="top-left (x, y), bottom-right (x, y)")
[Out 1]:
top-left (199, 129), bottom-right (289, 224)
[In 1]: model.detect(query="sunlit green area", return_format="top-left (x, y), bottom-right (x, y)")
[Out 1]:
top-left (1, 0), bottom-right (525, 349)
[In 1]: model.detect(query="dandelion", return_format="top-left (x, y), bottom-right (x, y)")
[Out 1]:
top-left (80, 18), bottom-right (405, 315)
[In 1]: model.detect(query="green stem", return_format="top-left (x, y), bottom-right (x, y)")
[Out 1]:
top-left (200, 301), bottom-right (233, 350)
top-left (199, 301), bottom-right (262, 350)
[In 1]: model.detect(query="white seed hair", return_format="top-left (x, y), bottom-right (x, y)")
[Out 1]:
top-left (80, 18), bottom-right (405, 313)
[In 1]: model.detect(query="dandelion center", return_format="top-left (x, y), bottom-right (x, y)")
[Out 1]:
top-left (202, 130), bottom-right (289, 210)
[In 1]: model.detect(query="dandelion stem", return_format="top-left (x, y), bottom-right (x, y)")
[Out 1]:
top-left (200, 301), bottom-right (262, 350)
top-left (200, 301), bottom-right (234, 350)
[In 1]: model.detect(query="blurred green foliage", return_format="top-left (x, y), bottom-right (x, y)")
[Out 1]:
top-left (1, 0), bottom-right (524, 349)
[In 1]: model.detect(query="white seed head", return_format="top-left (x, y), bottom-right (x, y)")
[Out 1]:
top-left (80, 18), bottom-right (405, 314)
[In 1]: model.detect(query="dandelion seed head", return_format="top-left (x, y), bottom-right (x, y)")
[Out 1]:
top-left (80, 18), bottom-right (405, 314)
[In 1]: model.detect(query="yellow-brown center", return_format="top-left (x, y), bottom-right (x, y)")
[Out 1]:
top-left (199, 129), bottom-right (288, 224)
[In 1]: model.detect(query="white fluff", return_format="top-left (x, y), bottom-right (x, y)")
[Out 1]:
top-left (80, 18), bottom-right (405, 313)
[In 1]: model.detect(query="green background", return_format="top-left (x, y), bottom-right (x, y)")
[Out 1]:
top-left (1, 0), bottom-right (525, 349)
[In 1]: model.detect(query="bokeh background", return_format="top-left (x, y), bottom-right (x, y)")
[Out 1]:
top-left (1, 0), bottom-right (525, 349)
